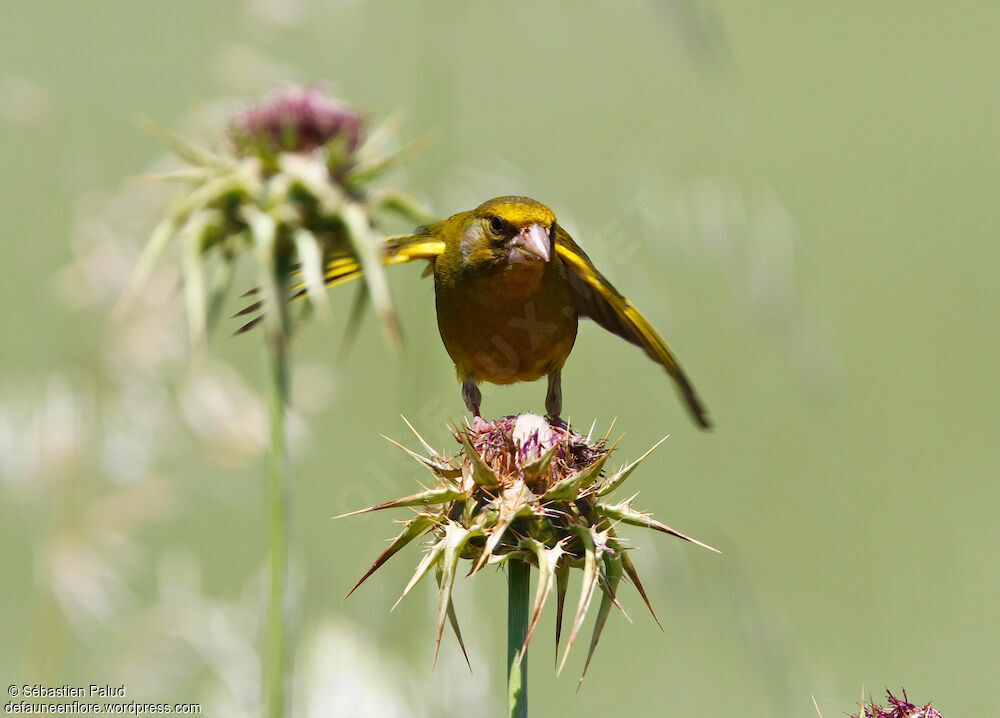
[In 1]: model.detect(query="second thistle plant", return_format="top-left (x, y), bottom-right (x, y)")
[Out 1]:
top-left (123, 85), bottom-right (429, 718)
top-left (342, 413), bottom-right (719, 686)
top-left (122, 84), bottom-right (430, 345)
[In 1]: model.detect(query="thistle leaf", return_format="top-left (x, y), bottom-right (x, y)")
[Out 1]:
top-left (382, 435), bottom-right (457, 476)
top-left (434, 524), bottom-right (482, 665)
top-left (245, 206), bottom-right (285, 342)
top-left (345, 515), bottom-right (440, 599)
top-left (401, 415), bottom-right (441, 457)
top-left (278, 152), bottom-right (344, 212)
top-left (116, 214), bottom-right (178, 313)
top-left (354, 111), bottom-right (403, 165)
top-left (372, 188), bottom-right (436, 226)
top-left (462, 496), bottom-right (484, 530)
top-left (519, 538), bottom-right (565, 658)
top-left (292, 228), bottom-right (329, 316)
top-left (485, 550), bottom-right (531, 567)
top-left (579, 552), bottom-right (624, 687)
top-left (594, 553), bottom-right (630, 622)
top-left (597, 436), bottom-right (668, 497)
top-left (539, 474), bottom-right (579, 502)
top-left (603, 418), bottom-right (617, 443)
top-left (204, 250), bottom-right (237, 335)
top-left (541, 445), bottom-right (612, 502)
top-left (557, 526), bottom-right (605, 675)
top-left (173, 173), bottom-right (247, 221)
top-left (452, 422), bottom-right (497, 486)
top-left (137, 115), bottom-right (227, 168)
top-left (392, 535), bottom-right (446, 611)
top-left (620, 549), bottom-right (662, 630)
top-left (342, 201), bottom-right (400, 348)
top-left (438, 573), bottom-right (472, 672)
top-left (138, 166), bottom-right (215, 184)
top-left (522, 443), bottom-right (557, 483)
top-left (471, 481), bottom-right (533, 574)
top-left (594, 499), bottom-right (719, 553)
top-left (571, 439), bottom-right (617, 489)
top-left (333, 486), bottom-right (464, 518)
top-left (553, 562), bottom-right (570, 667)
top-left (350, 133), bottom-right (430, 186)
top-left (180, 210), bottom-right (223, 348)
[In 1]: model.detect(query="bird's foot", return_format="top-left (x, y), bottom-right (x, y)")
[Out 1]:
top-left (462, 375), bottom-right (483, 420)
top-left (544, 414), bottom-right (568, 430)
top-left (545, 369), bottom-right (563, 419)
top-left (471, 415), bottom-right (490, 432)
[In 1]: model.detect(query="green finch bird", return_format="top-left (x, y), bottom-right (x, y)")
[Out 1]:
top-left (242, 196), bottom-right (711, 428)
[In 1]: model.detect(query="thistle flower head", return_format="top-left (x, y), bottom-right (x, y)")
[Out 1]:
top-left (855, 690), bottom-right (943, 718)
top-left (342, 414), bottom-right (718, 681)
top-left (231, 85), bottom-right (363, 157)
top-left (121, 84), bottom-right (431, 348)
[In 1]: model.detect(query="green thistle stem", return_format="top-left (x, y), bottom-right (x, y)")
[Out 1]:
top-left (264, 275), bottom-right (292, 718)
top-left (507, 559), bottom-right (530, 718)
top-left (204, 253), bottom-right (236, 333)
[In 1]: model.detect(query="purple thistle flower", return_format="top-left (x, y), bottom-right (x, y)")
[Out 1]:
top-left (232, 85), bottom-right (363, 155)
top-left (856, 689), bottom-right (943, 718)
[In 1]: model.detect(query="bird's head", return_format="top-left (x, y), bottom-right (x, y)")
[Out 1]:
top-left (458, 196), bottom-right (556, 269)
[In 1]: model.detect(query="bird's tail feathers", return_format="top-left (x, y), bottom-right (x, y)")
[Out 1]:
top-left (621, 303), bottom-right (713, 430)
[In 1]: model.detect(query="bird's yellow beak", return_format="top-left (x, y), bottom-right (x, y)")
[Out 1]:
top-left (507, 223), bottom-right (551, 265)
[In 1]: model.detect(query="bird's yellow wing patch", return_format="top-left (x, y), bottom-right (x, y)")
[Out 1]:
top-left (235, 233), bottom-right (445, 333)
top-left (384, 234), bottom-right (446, 265)
top-left (312, 234), bottom-right (445, 290)
top-left (553, 224), bottom-right (712, 429)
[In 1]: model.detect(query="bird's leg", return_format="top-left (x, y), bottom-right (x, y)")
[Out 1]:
top-left (545, 369), bottom-right (562, 418)
top-left (462, 375), bottom-right (482, 417)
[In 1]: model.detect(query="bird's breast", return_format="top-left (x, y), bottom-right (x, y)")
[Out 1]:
top-left (434, 263), bottom-right (578, 384)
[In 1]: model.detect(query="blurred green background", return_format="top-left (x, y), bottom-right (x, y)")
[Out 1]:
top-left (2, 1), bottom-right (998, 716)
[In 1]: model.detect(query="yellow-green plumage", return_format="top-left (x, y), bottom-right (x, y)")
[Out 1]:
top-left (430, 198), bottom-right (578, 385)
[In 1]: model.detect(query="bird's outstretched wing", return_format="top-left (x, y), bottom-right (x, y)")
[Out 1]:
top-left (311, 233), bottom-right (445, 289)
top-left (234, 233), bottom-right (445, 334)
top-left (553, 224), bottom-right (712, 429)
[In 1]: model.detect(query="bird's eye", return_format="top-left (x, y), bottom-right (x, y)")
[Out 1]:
top-left (488, 215), bottom-right (504, 234)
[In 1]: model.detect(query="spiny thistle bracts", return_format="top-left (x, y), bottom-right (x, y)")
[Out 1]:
top-left (340, 413), bottom-right (718, 683)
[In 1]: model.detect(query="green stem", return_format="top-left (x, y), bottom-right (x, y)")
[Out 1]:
top-left (204, 253), bottom-right (236, 334)
top-left (265, 309), bottom-right (292, 718)
top-left (507, 560), bottom-right (530, 718)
